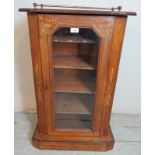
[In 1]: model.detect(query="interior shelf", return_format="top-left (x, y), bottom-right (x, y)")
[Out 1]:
top-left (53, 34), bottom-right (96, 44)
top-left (54, 74), bottom-right (95, 94)
top-left (56, 113), bottom-right (92, 130)
top-left (53, 56), bottom-right (96, 70)
top-left (55, 93), bottom-right (93, 114)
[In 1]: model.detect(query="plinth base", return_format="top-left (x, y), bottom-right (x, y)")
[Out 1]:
top-left (32, 125), bottom-right (114, 151)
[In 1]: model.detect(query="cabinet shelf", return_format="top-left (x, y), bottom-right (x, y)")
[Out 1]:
top-left (53, 34), bottom-right (96, 44)
top-left (53, 56), bottom-right (96, 70)
top-left (54, 74), bottom-right (95, 94)
top-left (55, 93), bottom-right (93, 114)
top-left (56, 113), bottom-right (92, 130)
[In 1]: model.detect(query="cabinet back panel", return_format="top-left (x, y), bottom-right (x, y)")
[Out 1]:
top-left (53, 43), bottom-right (98, 56)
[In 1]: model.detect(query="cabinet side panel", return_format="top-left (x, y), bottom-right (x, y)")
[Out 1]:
top-left (27, 13), bottom-right (47, 133)
top-left (101, 17), bottom-right (127, 135)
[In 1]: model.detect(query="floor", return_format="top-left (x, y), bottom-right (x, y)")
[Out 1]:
top-left (14, 113), bottom-right (141, 155)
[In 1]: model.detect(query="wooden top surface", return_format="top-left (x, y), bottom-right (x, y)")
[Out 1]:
top-left (19, 8), bottom-right (136, 16)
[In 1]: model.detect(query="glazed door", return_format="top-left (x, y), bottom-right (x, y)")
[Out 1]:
top-left (38, 15), bottom-right (114, 136)
top-left (52, 27), bottom-right (99, 131)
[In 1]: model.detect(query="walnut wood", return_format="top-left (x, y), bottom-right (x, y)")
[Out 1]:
top-left (27, 14), bottom-right (48, 133)
top-left (32, 125), bottom-right (114, 151)
top-left (55, 113), bottom-right (92, 130)
top-left (54, 74), bottom-right (95, 94)
top-left (53, 42), bottom-right (97, 56)
top-left (20, 8), bottom-right (136, 151)
top-left (53, 34), bottom-right (96, 43)
top-left (55, 93), bottom-right (93, 114)
top-left (53, 56), bottom-right (96, 70)
top-left (101, 17), bottom-right (127, 136)
top-left (56, 113), bottom-right (91, 120)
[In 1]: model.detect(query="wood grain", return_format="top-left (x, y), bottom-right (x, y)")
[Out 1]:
top-left (27, 13), bottom-right (48, 133)
top-left (101, 17), bottom-right (127, 136)
top-left (55, 93), bottom-right (93, 114)
top-left (54, 74), bottom-right (96, 94)
top-left (53, 42), bottom-right (98, 56)
top-left (55, 113), bottom-right (92, 130)
top-left (53, 56), bottom-right (96, 70)
top-left (53, 34), bottom-right (96, 43)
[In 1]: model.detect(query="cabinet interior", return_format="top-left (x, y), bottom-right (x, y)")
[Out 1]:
top-left (52, 28), bottom-right (99, 130)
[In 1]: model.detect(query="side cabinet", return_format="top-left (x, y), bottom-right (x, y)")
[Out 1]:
top-left (19, 7), bottom-right (136, 151)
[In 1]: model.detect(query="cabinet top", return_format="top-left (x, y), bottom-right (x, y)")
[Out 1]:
top-left (19, 8), bottom-right (136, 16)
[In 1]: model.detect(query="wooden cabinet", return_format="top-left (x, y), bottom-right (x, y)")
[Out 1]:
top-left (19, 7), bottom-right (136, 151)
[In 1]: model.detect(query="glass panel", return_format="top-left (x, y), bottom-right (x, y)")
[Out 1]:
top-left (52, 28), bottom-right (99, 130)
